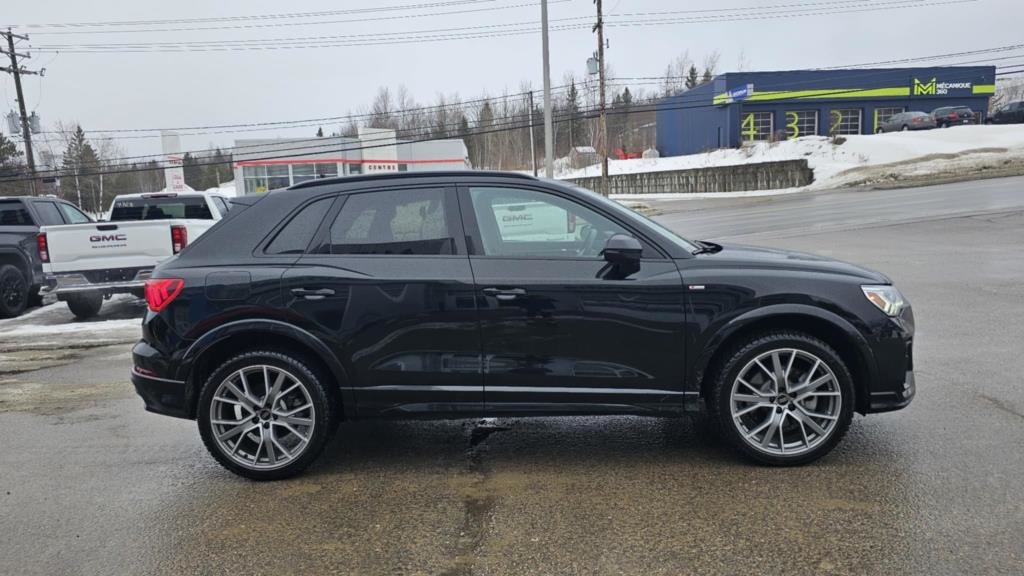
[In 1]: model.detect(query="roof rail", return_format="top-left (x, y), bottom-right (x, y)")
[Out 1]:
top-left (287, 170), bottom-right (536, 191)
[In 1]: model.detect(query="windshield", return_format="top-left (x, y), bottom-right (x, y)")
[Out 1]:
top-left (568, 185), bottom-right (700, 253)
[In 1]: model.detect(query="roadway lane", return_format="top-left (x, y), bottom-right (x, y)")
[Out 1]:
top-left (651, 174), bottom-right (1024, 241)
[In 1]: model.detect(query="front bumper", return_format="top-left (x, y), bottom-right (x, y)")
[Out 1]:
top-left (865, 306), bottom-right (916, 413)
top-left (131, 340), bottom-right (191, 419)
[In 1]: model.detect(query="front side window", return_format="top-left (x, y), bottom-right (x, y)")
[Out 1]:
top-left (58, 202), bottom-right (91, 223)
top-left (468, 187), bottom-right (631, 259)
top-left (328, 188), bottom-right (453, 255)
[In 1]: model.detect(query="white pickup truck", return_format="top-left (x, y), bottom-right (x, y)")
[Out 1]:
top-left (39, 191), bottom-right (231, 318)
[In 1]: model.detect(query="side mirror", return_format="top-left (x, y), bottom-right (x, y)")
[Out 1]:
top-left (600, 234), bottom-right (642, 279)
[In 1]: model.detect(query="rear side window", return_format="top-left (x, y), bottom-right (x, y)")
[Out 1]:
top-left (110, 196), bottom-right (214, 221)
top-left (266, 197), bottom-right (334, 255)
top-left (33, 202), bottom-right (65, 226)
top-left (328, 188), bottom-right (453, 255)
top-left (0, 201), bottom-right (32, 226)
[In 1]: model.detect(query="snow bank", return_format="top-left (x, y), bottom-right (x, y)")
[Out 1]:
top-left (0, 318), bottom-right (140, 337)
top-left (561, 125), bottom-right (1024, 191)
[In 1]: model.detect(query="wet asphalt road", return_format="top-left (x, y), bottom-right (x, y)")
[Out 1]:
top-left (1, 179), bottom-right (1023, 575)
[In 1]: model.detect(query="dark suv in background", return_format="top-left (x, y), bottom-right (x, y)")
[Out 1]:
top-left (930, 106), bottom-right (977, 128)
top-left (986, 101), bottom-right (1024, 124)
top-left (131, 172), bottom-right (915, 480)
top-left (0, 196), bottom-right (93, 317)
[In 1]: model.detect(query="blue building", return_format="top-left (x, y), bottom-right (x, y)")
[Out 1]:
top-left (656, 66), bottom-right (996, 156)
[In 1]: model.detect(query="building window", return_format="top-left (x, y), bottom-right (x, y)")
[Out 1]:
top-left (267, 164), bottom-right (290, 190)
top-left (785, 110), bottom-right (818, 139)
top-left (398, 164), bottom-right (408, 172)
top-left (830, 109), bottom-right (862, 135)
top-left (740, 111), bottom-right (773, 142)
top-left (242, 165), bottom-right (269, 194)
top-left (291, 163), bottom-right (315, 184)
top-left (316, 163), bottom-right (338, 179)
top-left (873, 107), bottom-right (905, 133)
top-left (348, 163), bottom-right (362, 175)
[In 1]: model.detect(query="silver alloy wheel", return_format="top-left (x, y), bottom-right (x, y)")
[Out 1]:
top-left (729, 348), bottom-right (842, 456)
top-left (209, 365), bottom-right (316, 470)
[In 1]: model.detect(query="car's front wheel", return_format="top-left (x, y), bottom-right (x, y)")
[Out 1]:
top-left (708, 331), bottom-right (854, 466)
top-left (198, 350), bottom-right (336, 480)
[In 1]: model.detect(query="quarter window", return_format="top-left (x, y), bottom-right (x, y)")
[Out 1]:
top-left (740, 111), bottom-right (773, 142)
top-left (328, 188), bottom-right (453, 255)
top-left (33, 202), bottom-right (66, 226)
top-left (266, 197), bottom-right (334, 255)
top-left (468, 187), bottom-right (632, 259)
top-left (830, 109), bottom-right (862, 135)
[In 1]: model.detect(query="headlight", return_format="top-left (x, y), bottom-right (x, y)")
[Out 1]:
top-left (861, 285), bottom-right (906, 317)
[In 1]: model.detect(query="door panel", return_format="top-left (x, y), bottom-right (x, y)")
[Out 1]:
top-left (471, 258), bottom-right (687, 412)
top-left (459, 185), bottom-right (688, 413)
top-left (282, 186), bottom-right (481, 417)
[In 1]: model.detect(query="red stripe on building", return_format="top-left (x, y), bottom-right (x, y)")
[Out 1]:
top-left (234, 158), bottom-right (467, 167)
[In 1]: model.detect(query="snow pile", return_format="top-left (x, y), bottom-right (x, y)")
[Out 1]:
top-left (559, 125), bottom-right (1024, 191)
top-left (206, 181), bottom-right (237, 197)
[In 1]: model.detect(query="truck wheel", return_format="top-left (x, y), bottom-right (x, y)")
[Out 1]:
top-left (197, 350), bottom-right (337, 481)
top-left (707, 331), bottom-right (855, 466)
top-left (66, 294), bottom-right (103, 319)
top-left (0, 265), bottom-right (29, 318)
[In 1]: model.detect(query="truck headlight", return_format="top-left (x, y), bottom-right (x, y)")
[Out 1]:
top-left (861, 285), bottom-right (906, 317)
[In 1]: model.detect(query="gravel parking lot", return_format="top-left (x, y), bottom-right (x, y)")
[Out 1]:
top-left (1, 180), bottom-right (1022, 575)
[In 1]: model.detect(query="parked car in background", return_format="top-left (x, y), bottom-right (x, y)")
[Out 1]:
top-left (0, 196), bottom-right (93, 318)
top-left (131, 171), bottom-right (916, 480)
top-left (985, 101), bottom-right (1024, 124)
top-left (876, 111), bottom-right (936, 133)
top-left (39, 191), bottom-right (230, 319)
top-left (931, 106), bottom-right (977, 128)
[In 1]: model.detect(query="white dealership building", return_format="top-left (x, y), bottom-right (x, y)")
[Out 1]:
top-left (232, 127), bottom-right (469, 194)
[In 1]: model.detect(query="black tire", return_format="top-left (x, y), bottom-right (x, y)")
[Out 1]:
top-left (66, 293), bottom-right (103, 319)
top-left (197, 350), bottom-right (337, 481)
top-left (0, 264), bottom-right (29, 318)
top-left (901, 125), bottom-right (910, 132)
top-left (707, 331), bottom-right (855, 466)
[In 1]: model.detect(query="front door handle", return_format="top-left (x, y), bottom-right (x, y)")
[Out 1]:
top-left (482, 287), bottom-right (526, 301)
top-left (291, 287), bottom-right (335, 300)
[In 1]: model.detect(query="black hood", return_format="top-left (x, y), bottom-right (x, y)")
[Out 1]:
top-left (695, 242), bottom-right (890, 284)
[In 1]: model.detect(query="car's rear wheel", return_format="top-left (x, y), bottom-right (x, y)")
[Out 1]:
top-left (901, 124), bottom-right (910, 131)
top-left (198, 350), bottom-right (336, 480)
top-left (66, 293), bottom-right (103, 319)
top-left (708, 331), bottom-right (854, 466)
top-left (0, 264), bottom-right (29, 318)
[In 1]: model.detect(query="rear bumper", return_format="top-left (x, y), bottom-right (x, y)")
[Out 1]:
top-left (131, 340), bottom-right (191, 419)
top-left (43, 268), bottom-right (152, 299)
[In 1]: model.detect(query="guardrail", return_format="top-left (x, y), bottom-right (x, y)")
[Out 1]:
top-left (565, 159), bottom-right (814, 194)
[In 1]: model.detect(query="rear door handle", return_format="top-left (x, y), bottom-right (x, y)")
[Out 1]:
top-left (291, 288), bottom-right (335, 300)
top-left (482, 287), bottom-right (526, 301)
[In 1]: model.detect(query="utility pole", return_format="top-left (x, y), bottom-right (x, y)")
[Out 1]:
top-left (527, 90), bottom-right (538, 177)
top-left (593, 0), bottom-right (608, 195)
top-left (1, 28), bottom-right (42, 195)
top-left (541, 0), bottom-right (554, 178)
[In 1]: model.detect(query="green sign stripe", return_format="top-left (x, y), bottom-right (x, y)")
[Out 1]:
top-left (973, 84), bottom-right (995, 94)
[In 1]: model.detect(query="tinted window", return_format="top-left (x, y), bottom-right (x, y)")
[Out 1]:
top-left (0, 201), bottom-right (32, 226)
top-left (58, 202), bottom-right (91, 224)
top-left (266, 197), bottom-right (333, 255)
top-left (34, 202), bottom-right (66, 226)
top-left (328, 188), bottom-right (452, 255)
top-left (110, 196), bottom-right (213, 221)
top-left (468, 187), bottom-right (630, 258)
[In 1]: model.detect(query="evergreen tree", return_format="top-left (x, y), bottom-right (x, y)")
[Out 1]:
top-left (684, 65), bottom-right (700, 90)
top-left (182, 152), bottom-right (203, 189)
top-left (316, 126), bottom-right (324, 137)
top-left (701, 67), bottom-right (714, 85)
top-left (565, 81), bottom-right (582, 154)
top-left (0, 133), bottom-right (28, 196)
top-left (61, 126), bottom-right (101, 211)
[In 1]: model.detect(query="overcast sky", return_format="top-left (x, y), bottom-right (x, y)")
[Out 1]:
top-left (2, 0), bottom-right (1018, 160)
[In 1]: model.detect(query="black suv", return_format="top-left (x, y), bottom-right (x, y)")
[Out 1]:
top-left (131, 172), bottom-right (915, 479)
top-left (0, 196), bottom-right (93, 317)
top-left (986, 101), bottom-right (1024, 124)
top-left (930, 106), bottom-right (976, 128)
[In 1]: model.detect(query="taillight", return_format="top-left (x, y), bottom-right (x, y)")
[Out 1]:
top-left (170, 225), bottom-right (188, 254)
top-left (144, 278), bottom-right (184, 312)
top-left (948, 113), bottom-right (958, 119)
top-left (913, 117), bottom-right (922, 122)
top-left (37, 233), bottom-right (49, 263)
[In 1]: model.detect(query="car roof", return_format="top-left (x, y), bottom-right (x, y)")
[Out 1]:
top-left (113, 192), bottom-right (217, 199)
top-left (287, 170), bottom-right (536, 192)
